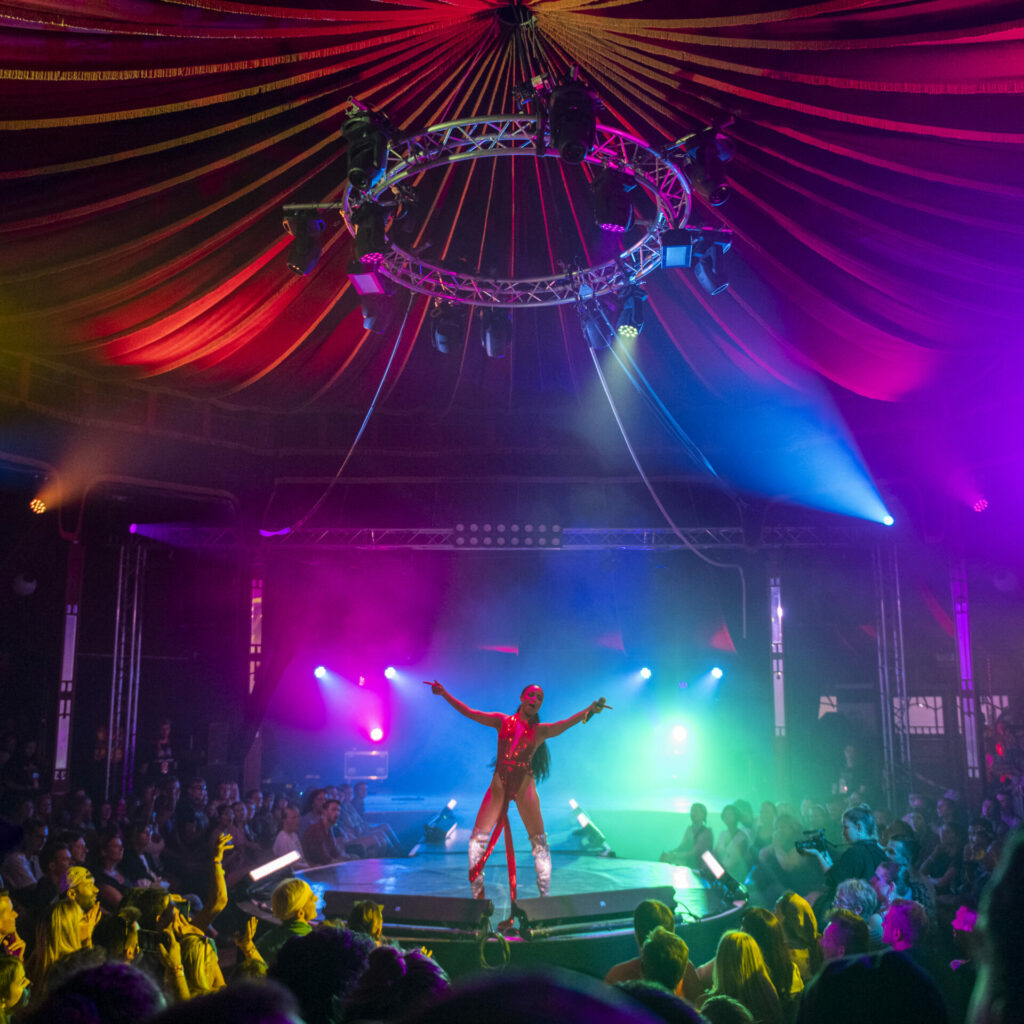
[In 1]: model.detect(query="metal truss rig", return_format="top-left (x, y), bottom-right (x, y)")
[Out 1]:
top-left (342, 115), bottom-right (692, 308)
top-left (154, 524), bottom-right (872, 551)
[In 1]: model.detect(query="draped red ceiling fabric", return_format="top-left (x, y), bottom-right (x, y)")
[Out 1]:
top-left (1, 0), bottom-right (1023, 413)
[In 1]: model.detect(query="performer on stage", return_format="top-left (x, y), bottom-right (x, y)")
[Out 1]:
top-left (424, 679), bottom-right (607, 902)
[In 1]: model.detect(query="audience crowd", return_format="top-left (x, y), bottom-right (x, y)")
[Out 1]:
top-left (0, 720), bottom-right (1020, 1024)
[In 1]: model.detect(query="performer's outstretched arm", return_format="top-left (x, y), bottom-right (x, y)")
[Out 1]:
top-left (538, 699), bottom-right (606, 739)
top-left (424, 679), bottom-right (503, 728)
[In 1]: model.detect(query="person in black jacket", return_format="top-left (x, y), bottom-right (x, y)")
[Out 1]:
top-left (804, 805), bottom-right (885, 917)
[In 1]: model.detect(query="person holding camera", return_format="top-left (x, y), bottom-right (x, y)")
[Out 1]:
top-left (801, 805), bottom-right (886, 916)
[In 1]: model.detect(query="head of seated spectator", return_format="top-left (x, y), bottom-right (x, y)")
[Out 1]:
top-left (640, 926), bottom-right (689, 994)
top-left (347, 899), bottom-right (384, 943)
top-left (59, 831), bottom-right (88, 867)
top-left (91, 907), bottom-right (142, 964)
top-left (36, 838), bottom-right (71, 890)
top-left (707, 929), bottom-right (782, 1024)
top-left (741, 907), bottom-right (797, 1001)
top-left (31, 897), bottom-right (86, 986)
top-left (634, 899), bottom-right (675, 953)
top-left (820, 909), bottom-right (870, 962)
top-left (146, 979), bottom-right (298, 1024)
top-left (795, 948), bottom-right (948, 1024)
top-left (774, 892), bottom-right (822, 977)
top-left (886, 834), bottom-right (920, 869)
top-left (701, 994), bottom-right (755, 1024)
top-left (881, 898), bottom-right (928, 953)
top-left (180, 933), bottom-right (224, 996)
top-left (270, 878), bottom-right (318, 925)
top-left (344, 945), bottom-right (449, 1021)
top-left (24, 961), bottom-right (163, 1024)
top-left (270, 926), bottom-right (374, 1024)
top-left (614, 979), bottom-right (705, 1024)
top-left (65, 865), bottom-right (98, 912)
top-left (0, 892), bottom-right (21, 955)
top-left (870, 860), bottom-right (905, 910)
top-left (0, 955), bottom-right (30, 1016)
top-left (122, 885), bottom-right (173, 932)
top-left (833, 879), bottom-right (879, 920)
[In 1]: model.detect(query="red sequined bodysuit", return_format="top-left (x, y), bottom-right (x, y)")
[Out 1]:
top-left (468, 714), bottom-right (538, 899)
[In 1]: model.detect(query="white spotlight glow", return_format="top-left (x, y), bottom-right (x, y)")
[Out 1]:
top-left (671, 724), bottom-right (688, 743)
top-left (640, 666), bottom-right (652, 680)
top-left (384, 666), bottom-right (398, 680)
top-left (882, 514), bottom-right (895, 526)
top-left (710, 666), bottom-right (724, 680)
top-left (369, 727), bottom-right (384, 742)
top-left (314, 666), bottom-right (327, 680)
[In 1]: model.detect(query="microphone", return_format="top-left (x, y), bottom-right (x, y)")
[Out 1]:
top-left (584, 697), bottom-right (610, 723)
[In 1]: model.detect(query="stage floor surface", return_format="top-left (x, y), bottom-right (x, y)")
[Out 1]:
top-left (297, 823), bottom-right (720, 922)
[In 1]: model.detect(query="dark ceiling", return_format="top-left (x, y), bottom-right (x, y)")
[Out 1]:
top-left (2, 0), bottom-right (1023, 561)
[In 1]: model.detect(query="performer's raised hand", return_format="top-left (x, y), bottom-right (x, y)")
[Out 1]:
top-left (584, 697), bottom-right (611, 722)
top-left (423, 678), bottom-right (447, 696)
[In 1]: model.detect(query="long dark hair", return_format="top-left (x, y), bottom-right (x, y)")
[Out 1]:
top-left (519, 686), bottom-right (550, 783)
top-left (741, 907), bottom-right (796, 1001)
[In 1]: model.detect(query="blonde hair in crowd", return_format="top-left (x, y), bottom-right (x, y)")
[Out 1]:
top-left (709, 930), bottom-right (782, 1024)
top-left (270, 878), bottom-right (315, 922)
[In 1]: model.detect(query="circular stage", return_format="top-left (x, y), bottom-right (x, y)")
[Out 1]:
top-left (289, 849), bottom-right (744, 980)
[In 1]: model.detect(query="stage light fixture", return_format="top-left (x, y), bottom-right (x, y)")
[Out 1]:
top-left (249, 849), bottom-right (300, 883)
top-left (282, 214), bottom-right (326, 276)
top-left (660, 226), bottom-right (702, 269)
top-left (700, 850), bottom-right (747, 903)
top-left (347, 258), bottom-right (386, 296)
top-left (569, 800), bottom-right (615, 857)
top-left (424, 798), bottom-right (458, 843)
top-left (692, 230), bottom-right (733, 296)
top-left (354, 203), bottom-right (389, 263)
top-left (548, 81), bottom-right (597, 164)
top-left (640, 667), bottom-right (652, 680)
top-left (591, 167), bottom-right (635, 233)
top-left (430, 300), bottom-right (466, 354)
top-left (882, 514), bottom-right (895, 526)
top-left (686, 130), bottom-right (735, 207)
top-left (342, 108), bottom-right (392, 192)
top-left (29, 498), bottom-right (46, 514)
top-left (369, 727), bottom-right (384, 742)
top-left (710, 666), bottom-right (724, 680)
top-left (615, 285), bottom-right (646, 338)
top-left (384, 666), bottom-right (398, 680)
top-left (671, 724), bottom-right (688, 743)
top-left (314, 665), bottom-right (328, 680)
top-left (479, 308), bottom-right (511, 358)
top-left (577, 301), bottom-right (615, 350)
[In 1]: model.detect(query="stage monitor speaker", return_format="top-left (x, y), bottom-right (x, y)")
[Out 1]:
top-left (323, 890), bottom-right (494, 929)
top-left (514, 886), bottom-right (676, 930)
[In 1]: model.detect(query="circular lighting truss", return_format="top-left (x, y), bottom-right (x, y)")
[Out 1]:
top-left (342, 115), bottom-right (691, 308)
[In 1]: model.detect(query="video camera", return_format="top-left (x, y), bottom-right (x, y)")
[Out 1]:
top-left (794, 829), bottom-right (831, 856)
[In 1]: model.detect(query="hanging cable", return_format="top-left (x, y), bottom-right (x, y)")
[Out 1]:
top-left (266, 293), bottom-right (415, 534)
top-left (590, 346), bottom-right (748, 638)
top-left (608, 343), bottom-right (721, 481)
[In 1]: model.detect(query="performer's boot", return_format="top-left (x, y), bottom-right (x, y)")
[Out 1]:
top-left (530, 832), bottom-right (551, 897)
top-left (468, 830), bottom-right (489, 899)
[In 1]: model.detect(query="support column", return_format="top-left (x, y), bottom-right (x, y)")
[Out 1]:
top-left (873, 544), bottom-right (912, 810)
top-left (950, 555), bottom-right (984, 802)
top-left (769, 572), bottom-right (788, 795)
top-left (106, 543), bottom-right (146, 801)
top-left (52, 542), bottom-right (85, 795)
top-left (242, 560), bottom-right (264, 794)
